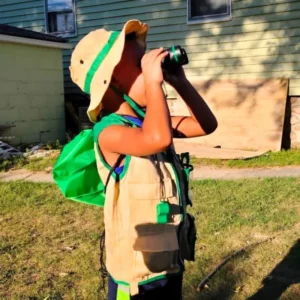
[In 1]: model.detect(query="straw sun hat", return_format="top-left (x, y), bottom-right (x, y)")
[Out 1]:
top-left (69, 20), bottom-right (149, 123)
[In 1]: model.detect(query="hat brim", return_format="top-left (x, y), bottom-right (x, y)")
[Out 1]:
top-left (87, 20), bottom-right (149, 123)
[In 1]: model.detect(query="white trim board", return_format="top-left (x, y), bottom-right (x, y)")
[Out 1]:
top-left (0, 34), bottom-right (72, 49)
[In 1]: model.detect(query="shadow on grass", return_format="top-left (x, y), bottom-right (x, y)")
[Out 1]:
top-left (184, 239), bottom-right (300, 299)
top-left (182, 261), bottom-right (244, 300)
top-left (247, 239), bottom-right (300, 300)
top-left (202, 270), bottom-right (240, 300)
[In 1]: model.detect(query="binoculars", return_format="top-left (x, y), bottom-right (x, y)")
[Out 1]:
top-left (162, 45), bottom-right (189, 70)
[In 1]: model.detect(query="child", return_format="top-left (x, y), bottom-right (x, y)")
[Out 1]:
top-left (69, 19), bottom-right (217, 300)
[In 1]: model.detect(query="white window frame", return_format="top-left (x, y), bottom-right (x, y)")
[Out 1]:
top-left (187, 0), bottom-right (232, 25)
top-left (44, 0), bottom-right (77, 38)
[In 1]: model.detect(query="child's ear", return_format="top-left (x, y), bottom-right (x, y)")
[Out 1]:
top-left (111, 76), bottom-right (121, 88)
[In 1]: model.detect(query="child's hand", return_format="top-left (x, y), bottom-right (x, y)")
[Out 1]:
top-left (141, 48), bottom-right (168, 86)
top-left (163, 66), bottom-right (188, 90)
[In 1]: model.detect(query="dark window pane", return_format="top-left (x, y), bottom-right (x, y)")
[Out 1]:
top-left (57, 12), bottom-right (75, 32)
top-left (48, 12), bottom-right (58, 33)
top-left (48, 12), bottom-right (75, 33)
top-left (46, 0), bottom-right (76, 37)
top-left (191, 0), bottom-right (229, 18)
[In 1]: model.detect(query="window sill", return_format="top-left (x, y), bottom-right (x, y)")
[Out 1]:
top-left (187, 15), bottom-right (232, 25)
top-left (48, 32), bottom-right (77, 39)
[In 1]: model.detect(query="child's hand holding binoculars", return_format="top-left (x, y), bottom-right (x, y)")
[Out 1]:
top-left (141, 48), bottom-right (168, 86)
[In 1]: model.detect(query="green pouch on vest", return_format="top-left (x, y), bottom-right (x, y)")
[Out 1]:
top-left (53, 129), bottom-right (106, 207)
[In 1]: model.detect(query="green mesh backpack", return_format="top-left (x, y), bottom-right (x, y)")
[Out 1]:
top-left (53, 117), bottom-right (126, 206)
top-left (53, 128), bottom-right (107, 206)
top-left (52, 114), bottom-right (138, 207)
top-left (53, 88), bottom-right (145, 207)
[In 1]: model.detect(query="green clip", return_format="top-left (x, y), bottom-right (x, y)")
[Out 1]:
top-left (184, 167), bottom-right (190, 179)
top-left (156, 202), bottom-right (170, 224)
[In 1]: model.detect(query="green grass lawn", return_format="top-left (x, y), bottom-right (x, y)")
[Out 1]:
top-left (191, 149), bottom-right (300, 169)
top-left (0, 152), bottom-right (59, 173)
top-left (1, 179), bottom-right (300, 299)
top-left (1, 148), bottom-right (300, 174)
top-left (1, 149), bottom-right (299, 173)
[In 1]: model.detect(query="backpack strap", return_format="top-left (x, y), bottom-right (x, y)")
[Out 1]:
top-left (94, 113), bottom-right (138, 189)
top-left (110, 84), bottom-right (145, 119)
top-left (104, 154), bottom-right (126, 193)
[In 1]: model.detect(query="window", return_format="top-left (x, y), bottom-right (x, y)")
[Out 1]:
top-left (187, 0), bottom-right (232, 24)
top-left (45, 0), bottom-right (77, 38)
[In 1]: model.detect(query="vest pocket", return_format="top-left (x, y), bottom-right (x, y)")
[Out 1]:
top-left (133, 228), bottom-right (179, 274)
top-left (133, 226), bottom-right (179, 252)
top-left (128, 179), bottom-right (181, 227)
top-left (134, 248), bottom-right (179, 273)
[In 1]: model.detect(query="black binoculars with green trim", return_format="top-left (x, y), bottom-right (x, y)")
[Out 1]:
top-left (162, 45), bottom-right (189, 70)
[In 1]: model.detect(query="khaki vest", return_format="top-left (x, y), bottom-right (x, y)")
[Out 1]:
top-left (95, 145), bottom-right (184, 295)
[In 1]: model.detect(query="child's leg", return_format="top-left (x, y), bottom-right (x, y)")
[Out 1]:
top-left (107, 276), bottom-right (118, 300)
top-left (108, 274), bottom-right (183, 300)
top-left (132, 274), bottom-right (183, 300)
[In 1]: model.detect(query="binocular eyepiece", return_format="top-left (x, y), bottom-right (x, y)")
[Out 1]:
top-left (162, 45), bottom-right (189, 70)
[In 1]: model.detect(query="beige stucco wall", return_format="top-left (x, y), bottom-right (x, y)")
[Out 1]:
top-left (0, 41), bottom-right (65, 145)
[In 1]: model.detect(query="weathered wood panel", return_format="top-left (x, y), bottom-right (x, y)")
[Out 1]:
top-left (170, 79), bottom-right (289, 151)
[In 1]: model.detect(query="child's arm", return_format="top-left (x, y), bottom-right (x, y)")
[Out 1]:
top-left (99, 48), bottom-right (173, 157)
top-left (165, 68), bottom-right (218, 138)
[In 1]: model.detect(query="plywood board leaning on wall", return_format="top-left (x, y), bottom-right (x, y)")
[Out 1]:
top-left (170, 79), bottom-right (289, 153)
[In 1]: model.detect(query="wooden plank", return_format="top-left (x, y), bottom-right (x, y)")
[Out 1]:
top-left (77, 0), bottom-right (184, 15)
top-left (233, 2), bottom-right (300, 18)
top-left (76, 5), bottom-right (185, 22)
top-left (76, 0), bottom-right (181, 9)
top-left (1, 0), bottom-right (41, 5)
top-left (77, 15), bottom-right (186, 32)
top-left (0, 1), bottom-right (43, 14)
top-left (0, 6), bottom-right (44, 19)
top-left (76, 10), bottom-right (185, 31)
top-left (174, 141), bottom-right (267, 159)
top-left (170, 79), bottom-right (289, 151)
top-left (0, 12), bottom-right (45, 23)
top-left (76, 0), bottom-right (135, 7)
top-left (233, 0), bottom-right (299, 10)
